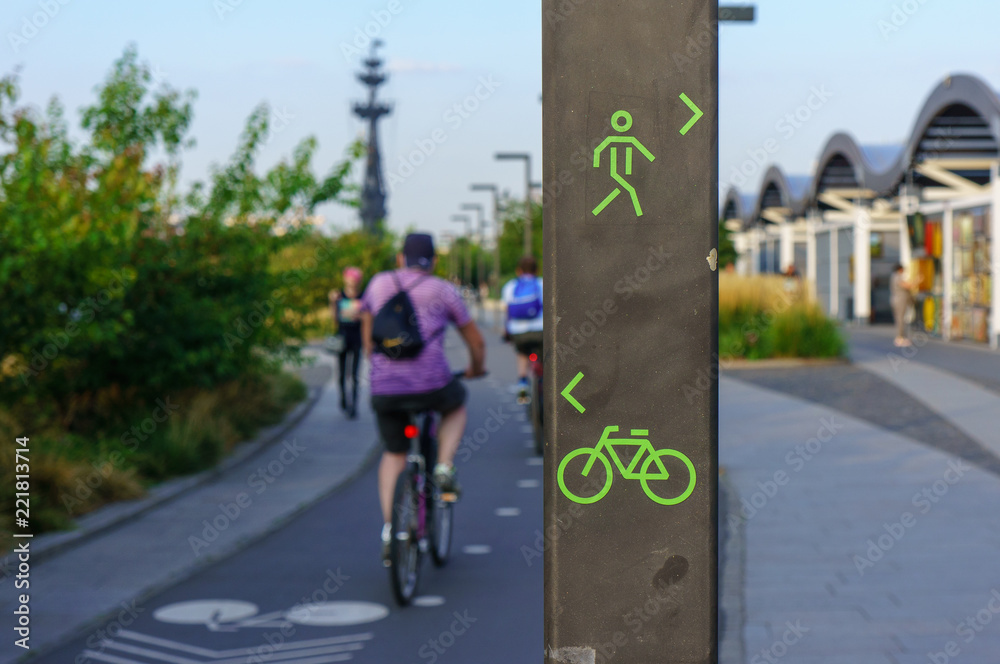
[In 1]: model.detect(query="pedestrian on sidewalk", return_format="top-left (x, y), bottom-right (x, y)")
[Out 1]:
top-left (330, 266), bottom-right (365, 418)
top-left (890, 263), bottom-right (914, 347)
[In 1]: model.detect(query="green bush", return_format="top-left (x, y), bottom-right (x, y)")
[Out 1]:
top-left (718, 275), bottom-right (845, 360)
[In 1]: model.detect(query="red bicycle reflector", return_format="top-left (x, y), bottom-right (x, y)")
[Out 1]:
top-left (403, 424), bottom-right (419, 439)
top-left (529, 353), bottom-right (538, 362)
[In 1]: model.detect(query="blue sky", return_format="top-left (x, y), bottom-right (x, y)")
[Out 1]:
top-left (3, 1), bottom-right (999, 236)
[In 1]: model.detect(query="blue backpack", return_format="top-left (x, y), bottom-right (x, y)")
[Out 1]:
top-left (508, 277), bottom-right (542, 320)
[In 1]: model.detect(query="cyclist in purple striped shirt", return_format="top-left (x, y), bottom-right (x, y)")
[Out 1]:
top-left (361, 233), bottom-right (486, 562)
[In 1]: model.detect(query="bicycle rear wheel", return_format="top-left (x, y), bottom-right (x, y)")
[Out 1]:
top-left (428, 485), bottom-right (454, 567)
top-left (389, 468), bottom-right (422, 605)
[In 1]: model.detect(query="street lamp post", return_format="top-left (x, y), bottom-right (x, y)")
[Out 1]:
top-left (439, 231), bottom-right (457, 281)
top-left (450, 214), bottom-right (472, 287)
top-left (495, 152), bottom-right (533, 258)
top-left (471, 183), bottom-right (503, 331)
top-left (460, 203), bottom-right (486, 294)
top-left (470, 183), bottom-right (501, 295)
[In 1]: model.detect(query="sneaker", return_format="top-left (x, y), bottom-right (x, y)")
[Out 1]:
top-left (381, 522), bottom-right (392, 567)
top-left (433, 463), bottom-right (461, 498)
top-left (516, 377), bottom-right (530, 404)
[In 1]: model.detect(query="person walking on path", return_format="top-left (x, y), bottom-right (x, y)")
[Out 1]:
top-left (890, 263), bottom-right (914, 347)
top-left (331, 266), bottom-right (365, 418)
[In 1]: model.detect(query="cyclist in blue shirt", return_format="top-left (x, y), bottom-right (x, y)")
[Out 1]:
top-left (501, 256), bottom-right (543, 400)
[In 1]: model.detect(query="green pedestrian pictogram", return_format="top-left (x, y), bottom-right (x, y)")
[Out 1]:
top-left (592, 111), bottom-right (655, 217)
top-left (557, 426), bottom-right (696, 505)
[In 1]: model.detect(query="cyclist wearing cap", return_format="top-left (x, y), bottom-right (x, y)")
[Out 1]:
top-left (361, 233), bottom-right (486, 564)
top-left (501, 256), bottom-right (543, 399)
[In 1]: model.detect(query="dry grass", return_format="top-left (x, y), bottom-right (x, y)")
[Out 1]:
top-left (719, 273), bottom-right (809, 314)
top-left (0, 370), bottom-right (306, 539)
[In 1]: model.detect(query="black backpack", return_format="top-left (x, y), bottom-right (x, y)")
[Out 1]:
top-left (371, 272), bottom-right (442, 359)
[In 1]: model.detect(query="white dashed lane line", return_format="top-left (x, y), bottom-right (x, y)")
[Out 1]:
top-left (413, 596), bottom-right (446, 607)
top-left (462, 545), bottom-right (493, 555)
top-left (495, 507), bottom-right (521, 517)
top-left (517, 479), bottom-right (540, 488)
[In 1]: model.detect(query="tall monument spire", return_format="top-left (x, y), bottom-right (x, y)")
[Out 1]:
top-left (352, 40), bottom-right (392, 233)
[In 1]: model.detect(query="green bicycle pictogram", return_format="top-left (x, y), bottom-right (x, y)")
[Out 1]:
top-left (557, 425), bottom-right (696, 505)
top-left (592, 110), bottom-right (655, 217)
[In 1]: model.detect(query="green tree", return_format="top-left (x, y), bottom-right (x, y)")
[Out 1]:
top-left (718, 219), bottom-right (738, 270)
top-left (0, 46), bottom-right (361, 422)
top-left (497, 196), bottom-right (542, 283)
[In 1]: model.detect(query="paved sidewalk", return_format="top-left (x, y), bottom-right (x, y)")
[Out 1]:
top-left (851, 325), bottom-right (1000, 395)
top-left (721, 375), bottom-right (1000, 664)
top-left (0, 351), bottom-right (379, 664)
top-left (849, 327), bottom-right (1000, 457)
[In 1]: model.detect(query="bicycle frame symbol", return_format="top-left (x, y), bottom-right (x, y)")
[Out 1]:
top-left (557, 426), bottom-right (696, 505)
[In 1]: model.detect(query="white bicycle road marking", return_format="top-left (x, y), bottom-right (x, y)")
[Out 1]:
top-left (153, 600), bottom-right (258, 625)
top-left (151, 600), bottom-right (388, 631)
top-left (285, 602), bottom-right (389, 626)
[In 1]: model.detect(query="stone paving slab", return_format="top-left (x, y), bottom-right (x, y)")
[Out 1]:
top-left (851, 337), bottom-right (1000, 459)
top-left (721, 375), bottom-right (1000, 664)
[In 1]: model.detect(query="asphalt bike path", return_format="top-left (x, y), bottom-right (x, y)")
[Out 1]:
top-left (34, 328), bottom-right (544, 664)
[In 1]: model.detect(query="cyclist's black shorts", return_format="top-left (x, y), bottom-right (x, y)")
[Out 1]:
top-left (371, 378), bottom-right (467, 454)
top-left (511, 330), bottom-right (543, 357)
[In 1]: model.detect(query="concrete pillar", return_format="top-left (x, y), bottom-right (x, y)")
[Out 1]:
top-left (734, 231), bottom-right (750, 276)
top-left (853, 209), bottom-right (872, 323)
top-left (749, 227), bottom-right (761, 275)
top-left (780, 222), bottom-right (795, 272)
top-left (806, 213), bottom-right (817, 302)
top-left (899, 213), bottom-right (912, 268)
top-left (943, 203), bottom-right (953, 341)
top-left (992, 162), bottom-right (1000, 349)
top-left (830, 223), bottom-right (840, 318)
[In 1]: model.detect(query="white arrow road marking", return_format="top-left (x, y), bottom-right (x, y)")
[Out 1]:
top-left (114, 630), bottom-right (372, 657)
top-left (98, 639), bottom-right (361, 664)
top-left (82, 651), bottom-right (353, 664)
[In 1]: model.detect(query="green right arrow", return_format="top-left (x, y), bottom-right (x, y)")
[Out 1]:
top-left (679, 93), bottom-right (703, 135)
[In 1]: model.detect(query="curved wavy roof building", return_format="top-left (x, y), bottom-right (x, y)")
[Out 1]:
top-left (724, 74), bottom-right (1000, 348)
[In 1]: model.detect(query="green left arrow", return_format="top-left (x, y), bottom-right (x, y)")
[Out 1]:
top-left (679, 93), bottom-right (703, 136)
top-left (561, 371), bottom-right (586, 413)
